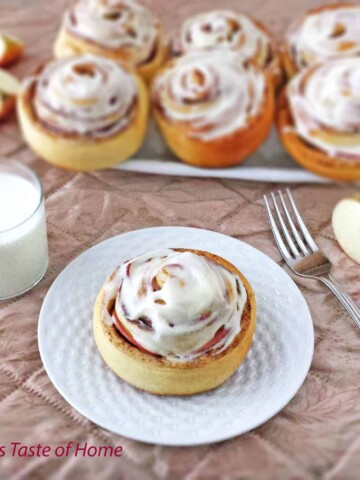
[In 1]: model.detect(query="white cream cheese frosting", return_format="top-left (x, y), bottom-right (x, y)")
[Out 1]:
top-left (175, 10), bottom-right (273, 68)
top-left (28, 54), bottom-right (137, 137)
top-left (63, 0), bottom-right (159, 66)
top-left (152, 50), bottom-right (265, 141)
top-left (287, 56), bottom-right (360, 160)
top-left (103, 249), bottom-right (247, 361)
top-left (286, 5), bottom-right (360, 69)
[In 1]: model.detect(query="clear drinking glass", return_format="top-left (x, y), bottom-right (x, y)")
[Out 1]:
top-left (0, 160), bottom-right (48, 300)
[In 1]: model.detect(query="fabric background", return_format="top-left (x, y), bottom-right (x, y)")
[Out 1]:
top-left (0, 1), bottom-right (359, 479)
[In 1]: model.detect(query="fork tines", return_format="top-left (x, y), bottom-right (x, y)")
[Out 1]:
top-left (263, 189), bottom-right (319, 262)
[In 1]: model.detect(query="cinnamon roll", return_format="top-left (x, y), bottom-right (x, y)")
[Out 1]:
top-left (277, 57), bottom-right (360, 180)
top-left (151, 50), bottom-right (274, 168)
top-left (54, 0), bottom-right (168, 82)
top-left (93, 248), bottom-right (256, 395)
top-left (173, 10), bottom-right (283, 89)
top-left (283, 3), bottom-right (360, 77)
top-left (17, 54), bottom-right (149, 171)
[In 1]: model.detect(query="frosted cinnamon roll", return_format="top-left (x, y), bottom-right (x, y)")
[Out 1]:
top-left (54, 0), bottom-right (168, 82)
top-left (174, 10), bottom-right (283, 89)
top-left (277, 56), bottom-right (360, 180)
top-left (93, 248), bottom-right (256, 395)
top-left (284, 3), bottom-right (360, 77)
top-left (151, 50), bottom-right (274, 168)
top-left (17, 54), bottom-right (149, 171)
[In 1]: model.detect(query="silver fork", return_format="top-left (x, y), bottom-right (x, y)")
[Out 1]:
top-left (264, 188), bottom-right (360, 330)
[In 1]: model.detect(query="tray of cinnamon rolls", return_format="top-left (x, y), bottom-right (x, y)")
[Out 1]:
top-left (10, 1), bottom-right (360, 181)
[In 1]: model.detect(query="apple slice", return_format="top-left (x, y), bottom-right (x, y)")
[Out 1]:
top-left (0, 69), bottom-right (20, 120)
top-left (113, 311), bottom-right (154, 355)
top-left (0, 93), bottom-right (15, 121)
top-left (332, 195), bottom-right (360, 265)
top-left (0, 33), bottom-right (23, 66)
top-left (193, 326), bottom-right (230, 354)
top-left (0, 69), bottom-right (20, 95)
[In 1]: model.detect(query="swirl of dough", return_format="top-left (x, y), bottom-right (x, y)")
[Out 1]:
top-left (175, 10), bottom-right (274, 68)
top-left (287, 56), bottom-right (360, 160)
top-left (104, 249), bottom-right (247, 361)
top-left (152, 50), bottom-right (265, 141)
top-left (286, 5), bottom-right (360, 69)
top-left (63, 0), bottom-right (159, 67)
top-left (32, 54), bottom-right (137, 138)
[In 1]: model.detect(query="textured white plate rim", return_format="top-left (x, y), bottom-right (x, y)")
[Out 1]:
top-left (38, 226), bottom-right (314, 446)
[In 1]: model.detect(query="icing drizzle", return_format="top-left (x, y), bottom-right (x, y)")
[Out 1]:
top-left (31, 54), bottom-right (137, 137)
top-left (152, 50), bottom-right (265, 141)
top-left (103, 249), bottom-right (247, 361)
top-left (64, 0), bottom-right (159, 66)
top-left (287, 57), bottom-right (360, 161)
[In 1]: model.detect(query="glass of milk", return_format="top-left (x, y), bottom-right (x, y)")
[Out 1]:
top-left (0, 160), bottom-right (48, 300)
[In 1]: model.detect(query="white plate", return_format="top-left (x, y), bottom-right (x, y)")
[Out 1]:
top-left (117, 123), bottom-right (329, 184)
top-left (38, 227), bottom-right (314, 446)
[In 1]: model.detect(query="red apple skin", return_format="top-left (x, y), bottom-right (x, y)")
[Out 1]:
top-left (194, 326), bottom-right (230, 354)
top-left (113, 311), bottom-right (231, 358)
top-left (0, 94), bottom-right (15, 121)
top-left (113, 311), bottom-right (154, 355)
top-left (0, 35), bottom-right (23, 67)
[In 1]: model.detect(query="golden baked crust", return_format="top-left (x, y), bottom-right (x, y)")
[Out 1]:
top-left (54, 28), bottom-right (169, 83)
top-left (93, 249), bottom-right (256, 396)
top-left (247, 16), bottom-right (284, 91)
top-left (276, 89), bottom-right (360, 181)
top-left (17, 60), bottom-right (149, 172)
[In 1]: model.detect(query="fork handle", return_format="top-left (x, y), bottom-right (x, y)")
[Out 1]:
top-left (320, 276), bottom-right (360, 330)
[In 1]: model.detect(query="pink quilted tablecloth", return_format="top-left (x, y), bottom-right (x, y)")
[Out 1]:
top-left (0, 1), bottom-right (359, 479)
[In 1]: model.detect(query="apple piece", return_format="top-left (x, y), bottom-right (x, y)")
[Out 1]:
top-left (194, 326), bottom-right (230, 354)
top-left (0, 69), bottom-right (20, 95)
top-left (0, 69), bottom-right (20, 121)
top-left (113, 311), bottom-right (154, 354)
top-left (332, 195), bottom-right (360, 265)
top-left (0, 92), bottom-right (15, 121)
top-left (155, 267), bottom-right (169, 289)
top-left (0, 33), bottom-right (23, 66)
